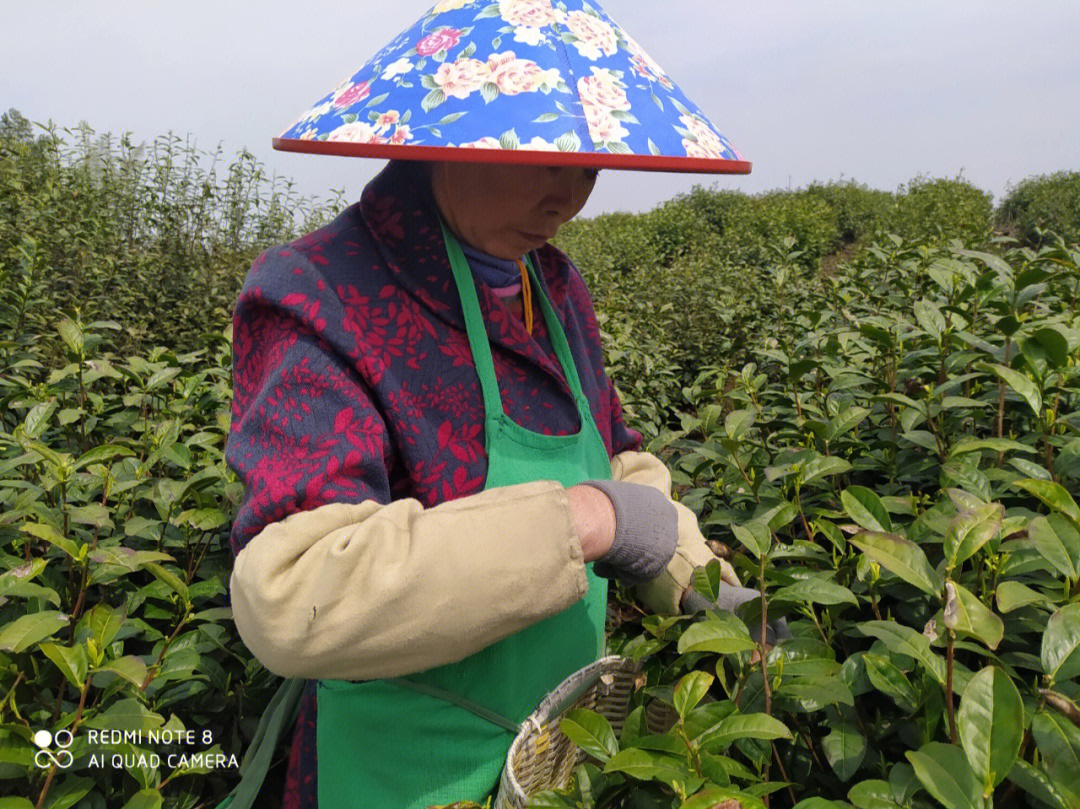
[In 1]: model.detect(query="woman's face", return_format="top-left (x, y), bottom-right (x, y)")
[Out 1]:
top-left (430, 162), bottom-right (599, 259)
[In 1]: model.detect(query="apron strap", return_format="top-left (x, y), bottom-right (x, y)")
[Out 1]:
top-left (388, 676), bottom-right (522, 735)
top-left (216, 677), bottom-right (307, 809)
top-left (440, 219), bottom-right (595, 427)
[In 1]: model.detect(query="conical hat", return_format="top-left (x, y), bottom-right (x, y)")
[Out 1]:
top-left (274, 0), bottom-right (749, 174)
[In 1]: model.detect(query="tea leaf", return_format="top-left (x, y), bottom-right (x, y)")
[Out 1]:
top-left (1031, 710), bottom-right (1080, 805)
top-left (1005, 759), bottom-right (1070, 809)
top-left (943, 582), bottom-right (1004, 650)
top-left (994, 580), bottom-right (1052, 613)
top-left (1041, 603), bottom-right (1080, 684)
top-left (773, 578), bottom-right (858, 607)
top-left (678, 612), bottom-right (756, 655)
top-left (841, 487), bottom-right (892, 533)
top-left (957, 666), bottom-right (1023, 792)
top-left (905, 742), bottom-right (984, 809)
top-left (559, 709), bottom-right (617, 763)
top-left (943, 503), bottom-right (1003, 570)
top-left (1012, 478), bottom-right (1080, 528)
top-left (673, 670), bottom-right (713, 720)
top-left (118, 790), bottom-right (163, 809)
top-left (0, 610), bottom-right (69, 653)
top-left (822, 719), bottom-right (866, 782)
top-left (1027, 514), bottom-right (1080, 579)
top-left (849, 531), bottom-right (941, 596)
top-left (697, 713), bottom-right (792, 752)
top-left (39, 642), bottom-right (89, 690)
top-left (858, 621), bottom-right (946, 685)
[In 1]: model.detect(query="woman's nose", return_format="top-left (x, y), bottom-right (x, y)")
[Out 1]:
top-left (542, 168), bottom-right (592, 218)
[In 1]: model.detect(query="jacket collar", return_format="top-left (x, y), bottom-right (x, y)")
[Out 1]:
top-left (355, 160), bottom-right (574, 397)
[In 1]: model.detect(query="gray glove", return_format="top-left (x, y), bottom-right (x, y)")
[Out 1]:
top-left (580, 479), bottom-right (678, 584)
top-left (682, 581), bottom-right (792, 645)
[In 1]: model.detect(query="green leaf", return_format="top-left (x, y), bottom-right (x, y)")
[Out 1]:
top-left (980, 362), bottom-right (1041, 417)
top-left (93, 655), bottom-right (148, 687)
top-left (914, 299), bottom-right (947, 340)
top-left (730, 520), bottom-right (772, 559)
top-left (791, 800), bottom-right (847, 809)
top-left (905, 742), bottom-right (984, 809)
top-left (943, 581), bottom-right (1004, 650)
top-left (21, 522), bottom-right (83, 559)
top-left (774, 678), bottom-right (854, 712)
top-left (39, 775), bottom-right (93, 809)
top-left (73, 443), bottom-right (135, 471)
top-left (822, 719), bottom-right (866, 782)
top-left (841, 487), bottom-right (892, 532)
top-left (603, 747), bottom-right (698, 790)
top-left (678, 611), bottom-right (756, 655)
top-left (673, 670), bottom-right (713, 720)
top-left (725, 409), bottom-right (755, 440)
top-left (691, 560), bottom-right (723, 601)
top-left (143, 562), bottom-right (189, 603)
top-left (1006, 759), bottom-right (1070, 809)
top-left (0, 798), bottom-right (36, 809)
top-left (697, 713), bottom-right (792, 753)
top-left (1041, 603), bottom-right (1080, 684)
top-left (1027, 514), bottom-right (1079, 579)
top-left (559, 709), bottom-right (617, 763)
top-left (1013, 478), bottom-right (1080, 528)
top-left (0, 610), bottom-right (69, 653)
top-left (858, 621), bottom-right (946, 685)
top-left (57, 317), bottom-right (85, 354)
top-left (620, 705), bottom-right (648, 747)
top-left (801, 455), bottom-right (852, 485)
top-left (995, 580), bottom-right (1052, 613)
top-left (949, 437), bottom-right (1035, 457)
top-left (39, 643), bottom-right (89, 690)
top-left (849, 531), bottom-right (942, 596)
top-left (957, 666), bottom-right (1023, 794)
top-left (772, 578), bottom-right (858, 607)
top-left (943, 503), bottom-right (1003, 570)
top-left (1033, 326), bottom-right (1070, 368)
top-left (118, 790), bottom-right (162, 809)
top-left (1031, 709), bottom-right (1080, 804)
top-left (84, 698), bottom-right (164, 732)
top-left (863, 652), bottom-right (920, 712)
top-left (846, 780), bottom-right (902, 809)
top-left (827, 406), bottom-right (869, 441)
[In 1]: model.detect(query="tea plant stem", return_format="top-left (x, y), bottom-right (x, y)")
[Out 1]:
top-left (791, 715), bottom-right (826, 771)
top-left (946, 630), bottom-right (957, 744)
top-left (36, 678), bottom-right (90, 809)
top-left (869, 586), bottom-right (883, 621)
top-left (141, 609), bottom-right (191, 690)
top-left (995, 338), bottom-right (1012, 466)
top-left (770, 742), bottom-right (797, 806)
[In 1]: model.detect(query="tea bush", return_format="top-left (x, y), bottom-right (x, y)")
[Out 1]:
top-left (534, 238), bottom-right (1080, 809)
top-left (998, 171), bottom-right (1080, 249)
top-left (0, 109), bottom-right (342, 358)
top-left (888, 177), bottom-right (994, 247)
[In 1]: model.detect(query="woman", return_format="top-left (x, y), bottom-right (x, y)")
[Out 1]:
top-left (225, 3), bottom-right (763, 807)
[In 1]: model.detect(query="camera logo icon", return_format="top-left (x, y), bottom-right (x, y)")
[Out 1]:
top-left (33, 729), bottom-right (74, 769)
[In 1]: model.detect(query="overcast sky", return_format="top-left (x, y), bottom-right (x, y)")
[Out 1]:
top-left (4, 1), bottom-right (1078, 217)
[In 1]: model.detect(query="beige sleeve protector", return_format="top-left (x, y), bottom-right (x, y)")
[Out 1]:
top-left (230, 481), bottom-right (586, 680)
top-left (229, 451), bottom-right (730, 680)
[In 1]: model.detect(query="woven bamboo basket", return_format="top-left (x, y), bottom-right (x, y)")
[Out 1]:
top-left (493, 656), bottom-right (679, 809)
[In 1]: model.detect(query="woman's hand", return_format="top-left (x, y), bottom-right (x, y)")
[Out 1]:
top-left (566, 484), bottom-right (616, 562)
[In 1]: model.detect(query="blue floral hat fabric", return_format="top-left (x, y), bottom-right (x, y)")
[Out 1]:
top-left (275, 0), bottom-right (750, 174)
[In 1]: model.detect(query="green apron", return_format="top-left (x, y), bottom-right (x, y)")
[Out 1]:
top-left (315, 222), bottom-right (612, 808)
